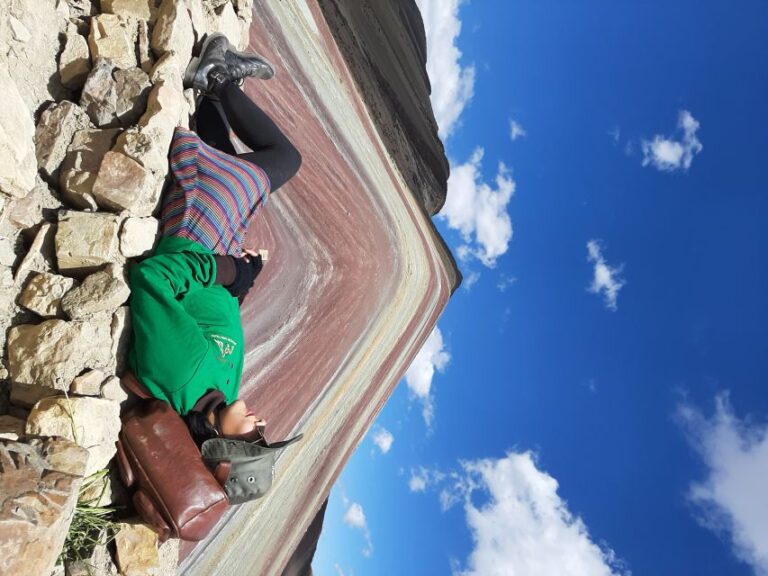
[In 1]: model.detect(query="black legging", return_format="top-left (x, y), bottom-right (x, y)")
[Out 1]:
top-left (194, 83), bottom-right (302, 193)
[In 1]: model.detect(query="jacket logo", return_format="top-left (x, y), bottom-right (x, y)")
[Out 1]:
top-left (211, 334), bottom-right (237, 358)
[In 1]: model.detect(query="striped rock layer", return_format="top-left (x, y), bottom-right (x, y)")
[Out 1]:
top-left (179, 2), bottom-right (459, 574)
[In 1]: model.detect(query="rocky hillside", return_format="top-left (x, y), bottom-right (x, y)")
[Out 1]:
top-left (0, 1), bottom-right (456, 575)
top-left (0, 1), bottom-right (254, 575)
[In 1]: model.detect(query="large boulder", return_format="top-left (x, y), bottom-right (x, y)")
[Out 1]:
top-left (0, 65), bottom-right (36, 198)
top-left (55, 211), bottom-right (121, 273)
top-left (17, 272), bottom-right (77, 318)
top-left (61, 263), bottom-right (130, 319)
top-left (59, 127), bottom-right (122, 210)
top-left (0, 438), bottom-right (88, 576)
top-left (88, 14), bottom-right (140, 70)
top-left (25, 396), bottom-right (120, 477)
top-left (35, 101), bottom-right (93, 182)
top-left (7, 318), bottom-right (113, 390)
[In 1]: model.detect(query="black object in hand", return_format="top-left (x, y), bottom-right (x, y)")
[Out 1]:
top-left (225, 254), bottom-right (263, 297)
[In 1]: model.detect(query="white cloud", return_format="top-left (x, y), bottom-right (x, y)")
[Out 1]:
top-left (405, 327), bottom-right (450, 425)
top-left (342, 496), bottom-right (374, 558)
top-left (409, 470), bottom-right (428, 493)
top-left (408, 466), bottom-right (446, 493)
top-left (496, 274), bottom-right (517, 292)
top-left (678, 393), bottom-right (768, 575)
top-left (608, 126), bottom-right (621, 145)
top-left (343, 502), bottom-right (366, 529)
top-left (445, 452), bottom-right (626, 576)
top-left (439, 149), bottom-right (515, 268)
top-left (509, 119), bottom-right (527, 141)
top-left (586, 240), bottom-right (625, 311)
top-left (462, 270), bottom-right (480, 291)
top-left (371, 427), bottom-right (394, 455)
top-left (416, 0), bottom-right (475, 139)
top-left (641, 110), bottom-right (703, 172)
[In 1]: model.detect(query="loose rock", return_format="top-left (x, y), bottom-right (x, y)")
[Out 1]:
top-left (59, 24), bottom-right (92, 90)
top-left (7, 318), bottom-right (113, 390)
top-left (120, 216), bottom-right (160, 257)
top-left (70, 369), bottom-right (106, 396)
top-left (0, 66), bottom-right (37, 198)
top-left (151, 0), bottom-right (195, 60)
top-left (59, 127), bottom-right (122, 209)
top-left (91, 151), bottom-right (160, 214)
top-left (80, 58), bottom-right (119, 128)
top-left (61, 263), bottom-right (130, 319)
top-left (18, 272), bottom-right (77, 318)
top-left (114, 522), bottom-right (160, 576)
top-left (10, 382), bottom-right (62, 409)
top-left (0, 415), bottom-right (25, 440)
top-left (101, 375), bottom-right (128, 404)
top-left (139, 79), bottom-right (187, 147)
top-left (35, 101), bottom-right (93, 182)
top-left (113, 125), bottom-right (171, 175)
top-left (210, 2), bottom-right (241, 49)
top-left (14, 222), bottom-right (57, 284)
top-left (0, 236), bottom-right (15, 267)
top-left (65, 540), bottom-right (120, 576)
top-left (56, 211), bottom-right (121, 273)
top-left (26, 396), bottom-right (120, 477)
top-left (115, 67), bottom-right (152, 127)
top-left (0, 438), bottom-right (88, 576)
top-left (137, 20), bottom-right (155, 75)
top-left (102, 0), bottom-right (158, 22)
top-left (111, 306), bottom-right (132, 375)
top-left (88, 14), bottom-right (139, 71)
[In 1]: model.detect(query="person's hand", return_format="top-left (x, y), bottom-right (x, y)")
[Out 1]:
top-left (225, 251), bottom-right (263, 297)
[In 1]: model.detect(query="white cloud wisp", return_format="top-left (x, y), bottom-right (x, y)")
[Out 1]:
top-left (440, 149), bottom-right (515, 268)
top-left (342, 497), bottom-right (374, 558)
top-left (641, 110), bottom-right (703, 172)
top-left (371, 427), bottom-right (394, 455)
top-left (416, 0), bottom-right (475, 139)
top-left (441, 452), bottom-right (626, 576)
top-left (678, 393), bottom-right (768, 575)
top-left (509, 119), bottom-right (527, 141)
top-left (586, 240), bottom-right (625, 311)
top-left (405, 327), bottom-right (450, 426)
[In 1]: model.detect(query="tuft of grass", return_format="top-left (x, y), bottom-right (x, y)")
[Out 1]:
top-left (59, 470), bottom-right (119, 570)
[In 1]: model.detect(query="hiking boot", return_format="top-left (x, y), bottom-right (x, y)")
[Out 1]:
top-left (223, 48), bottom-right (275, 81)
top-left (184, 33), bottom-right (229, 91)
top-left (185, 33), bottom-right (275, 94)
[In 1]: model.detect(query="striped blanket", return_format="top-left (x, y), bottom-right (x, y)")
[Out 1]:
top-left (160, 127), bottom-right (271, 256)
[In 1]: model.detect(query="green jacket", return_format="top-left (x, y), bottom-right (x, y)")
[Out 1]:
top-left (127, 236), bottom-right (244, 415)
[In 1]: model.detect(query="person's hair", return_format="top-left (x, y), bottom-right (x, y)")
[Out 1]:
top-left (184, 410), bottom-right (219, 446)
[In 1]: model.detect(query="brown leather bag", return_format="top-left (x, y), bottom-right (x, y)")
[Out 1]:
top-left (115, 373), bottom-right (229, 542)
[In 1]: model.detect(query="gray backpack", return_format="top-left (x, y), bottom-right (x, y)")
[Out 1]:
top-left (201, 433), bottom-right (303, 505)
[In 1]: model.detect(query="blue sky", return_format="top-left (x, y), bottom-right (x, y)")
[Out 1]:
top-left (314, 1), bottom-right (768, 575)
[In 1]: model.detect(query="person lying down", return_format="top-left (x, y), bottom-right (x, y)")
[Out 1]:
top-left (125, 32), bottom-right (301, 446)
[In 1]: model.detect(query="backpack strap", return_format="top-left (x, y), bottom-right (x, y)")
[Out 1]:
top-left (266, 433), bottom-right (303, 450)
